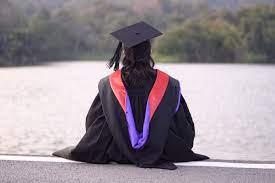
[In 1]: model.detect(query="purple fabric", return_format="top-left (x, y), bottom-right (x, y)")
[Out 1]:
top-left (175, 83), bottom-right (181, 113)
top-left (125, 93), bottom-right (150, 149)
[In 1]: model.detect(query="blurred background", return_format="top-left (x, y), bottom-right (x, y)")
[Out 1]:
top-left (0, 0), bottom-right (275, 161)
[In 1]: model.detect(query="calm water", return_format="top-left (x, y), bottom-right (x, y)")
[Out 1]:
top-left (0, 61), bottom-right (275, 161)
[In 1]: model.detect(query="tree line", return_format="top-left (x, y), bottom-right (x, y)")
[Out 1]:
top-left (0, 0), bottom-right (274, 66)
top-left (155, 5), bottom-right (275, 63)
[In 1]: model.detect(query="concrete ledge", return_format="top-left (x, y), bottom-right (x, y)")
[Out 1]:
top-left (0, 155), bottom-right (275, 183)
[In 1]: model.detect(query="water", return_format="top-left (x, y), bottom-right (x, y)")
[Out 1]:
top-left (0, 61), bottom-right (275, 161)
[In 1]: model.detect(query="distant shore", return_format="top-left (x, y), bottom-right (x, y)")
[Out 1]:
top-left (1, 58), bottom-right (275, 68)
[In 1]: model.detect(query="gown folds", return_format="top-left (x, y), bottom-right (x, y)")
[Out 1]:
top-left (53, 68), bottom-right (209, 170)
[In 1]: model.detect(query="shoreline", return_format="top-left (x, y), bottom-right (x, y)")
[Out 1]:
top-left (1, 60), bottom-right (275, 68)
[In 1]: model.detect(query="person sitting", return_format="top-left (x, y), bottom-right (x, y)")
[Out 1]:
top-left (53, 21), bottom-right (209, 170)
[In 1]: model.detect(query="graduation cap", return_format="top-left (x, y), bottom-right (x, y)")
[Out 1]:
top-left (108, 21), bottom-right (163, 71)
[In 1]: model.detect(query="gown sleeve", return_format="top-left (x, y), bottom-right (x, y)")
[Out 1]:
top-left (52, 93), bottom-right (111, 162)
top-left (85, 93), bottom-right (105, 131)
top-left (169, 94), bottom-right (196, 149)
top-left (162, 93), bottom-right (210, 162)
top-left (70, 93), bottom-right (113, 163)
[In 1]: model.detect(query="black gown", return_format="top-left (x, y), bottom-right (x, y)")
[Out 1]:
top-left (53, 69), bottom-right (209, 170)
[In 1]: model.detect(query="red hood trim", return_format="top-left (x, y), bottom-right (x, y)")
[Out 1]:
top-left (109, 70), bottom-right (127, 112)
top-left (109, 69), bottom-right (169, 120)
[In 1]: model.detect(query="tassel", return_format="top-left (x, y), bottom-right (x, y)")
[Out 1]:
top-left (108, 41), bottom-right (123, 71)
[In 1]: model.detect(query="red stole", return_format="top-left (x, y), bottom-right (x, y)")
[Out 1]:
top-left (109, 69), bottom-right (169, 121)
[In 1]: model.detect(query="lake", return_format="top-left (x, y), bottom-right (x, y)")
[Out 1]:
top-left (0, 61), bottom-right (275, 161)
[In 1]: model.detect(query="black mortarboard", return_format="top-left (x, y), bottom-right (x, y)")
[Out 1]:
top-left (108, 21), bottom-right (163, 70)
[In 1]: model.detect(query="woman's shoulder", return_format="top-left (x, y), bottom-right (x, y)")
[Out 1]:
top-left (97, 70), bottom-right (122, 91)
top-left (157, 69), bottom-right (180, 87)
top-left (97, 74), bottom-right (111, 91)
top-left (97, 69), bottom-right (180, 92)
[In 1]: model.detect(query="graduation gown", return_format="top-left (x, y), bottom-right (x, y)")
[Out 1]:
top-left (53, 69), bottom-right (209, 170)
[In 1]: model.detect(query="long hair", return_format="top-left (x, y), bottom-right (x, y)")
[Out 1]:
top-left (121, 40), bottom-right (156, 88)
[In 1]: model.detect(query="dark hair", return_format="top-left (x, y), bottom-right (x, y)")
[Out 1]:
top-left (121, 40), bottom-right (156, 88)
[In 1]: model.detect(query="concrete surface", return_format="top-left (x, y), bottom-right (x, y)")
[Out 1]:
top-left (0, 155), bottom-right (275, 183)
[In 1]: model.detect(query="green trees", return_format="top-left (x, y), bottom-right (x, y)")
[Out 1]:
top-left (0, 0), bottom-right (275, 66)
top-left (0, 0), bottom-right (28, 66)
top-left (237, 6), bottom-right (275, 62)
top-left (155, 5), bottom-right (275, 63)
top-left (155, 20), bottom-right (243, 63)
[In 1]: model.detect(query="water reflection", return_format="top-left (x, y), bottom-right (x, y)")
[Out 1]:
top-left (0, 61), bottom-right (275, 161)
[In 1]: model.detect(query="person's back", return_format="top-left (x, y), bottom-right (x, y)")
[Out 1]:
top-left (121, 40), bottom-right (157, 134)
top-left (53, 21), bottom-right (209, 170)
